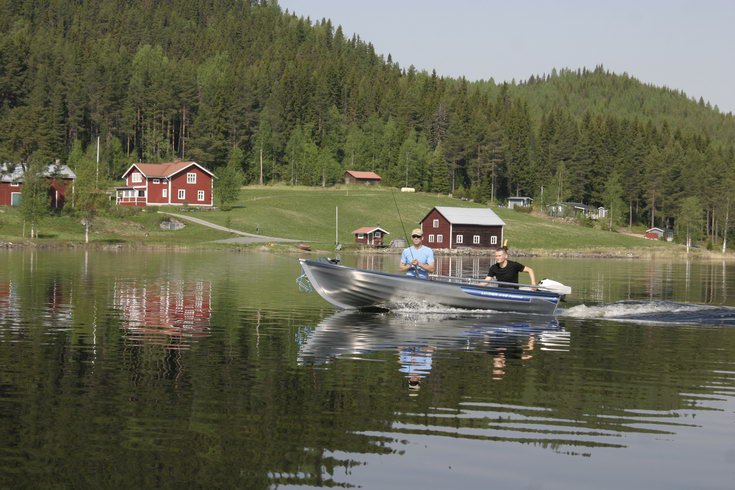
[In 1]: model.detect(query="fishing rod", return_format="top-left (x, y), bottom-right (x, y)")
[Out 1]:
top-left (391, 189), bottom-right (419, 277)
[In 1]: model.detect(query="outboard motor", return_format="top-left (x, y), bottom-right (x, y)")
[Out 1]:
top-left (538, 279), bottom-right (572, 299)
top-left (316, 256), bottom-right (341, 265)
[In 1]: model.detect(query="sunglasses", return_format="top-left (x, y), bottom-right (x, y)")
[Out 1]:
top-left (411, 234), bottom-right (422, 238)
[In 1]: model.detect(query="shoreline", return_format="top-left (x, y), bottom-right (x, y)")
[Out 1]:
top-left (2, 239), bottom-right (733, 261)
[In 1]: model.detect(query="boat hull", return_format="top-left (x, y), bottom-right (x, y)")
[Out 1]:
top-left (299, 259), bottom-right (561, 315)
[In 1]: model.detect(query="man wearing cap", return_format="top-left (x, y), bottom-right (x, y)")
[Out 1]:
top-left (399, 228), bottom-right (436, 279)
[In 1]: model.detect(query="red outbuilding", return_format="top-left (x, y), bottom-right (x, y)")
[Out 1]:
top-left (116, 161), bottom-right (215, 207)
top-left (644, 227), bottom-right (664, 240)
top-left (344, 170), bottom-right (382, 185)
top-left (352, 226), bottom-right (390, 247)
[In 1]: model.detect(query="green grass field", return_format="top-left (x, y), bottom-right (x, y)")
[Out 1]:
top-left (0, 184), bottom-right (677, 254)
top-left (165, 185), bottom-right (674, 253)
top-left (0, 206), bottom-right (231, 246)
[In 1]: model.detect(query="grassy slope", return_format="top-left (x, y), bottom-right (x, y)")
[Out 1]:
top-left (192, 185), bottom-right (672, 253)
top-left (0, 207), bottom-right (231, 246)
top-left (0, 185), bottom-right (675, 253)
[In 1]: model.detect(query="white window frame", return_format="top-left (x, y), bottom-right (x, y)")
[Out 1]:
top-left (428, 234), bottom-right (435, 243)
top-left (197, 190), bottom-right (205, 201)
top-left (490, 236), bottom-right (498, 245)
top-left (131, 172), bottom-right (142, 183)
top-left (187, 172), bottom-right (197, 184)
top-left (437, 234), bottom-right (443, 243)
top-left (374, 231), bottom-right (381, 237)
top-left (473, 235), bottom-right (480, 244)
top-left (153, 179), bottom-right (160, 184)
top-left (10, 182), bottom-right (19, 187)
top-left (178, 189), bottom-right (185, 200)
top-left (433, 219), bottom-right (439, 228)
top-left (357, 233), bottom-right (364, 239)
top-left (162, 188), bottom-right (168, 198)
top-left (456, 234), bottom-right (463, 244)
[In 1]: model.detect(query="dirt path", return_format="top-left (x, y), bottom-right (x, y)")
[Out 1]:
top-left (160, 212), bottom-right (302, 244)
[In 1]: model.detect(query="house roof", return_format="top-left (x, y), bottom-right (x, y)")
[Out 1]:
top-left (646, 227), bottom-right (664, 233)
top-left (345, 170), bottom-right (382, 180)
top-left (1, 162), bottom-right (76, 182)
top-left (427, 206), bottom-right (505, 226)
top-left (44, 163), bottom-right (76, 179)
top-left (122, 161), bottom-right (215, 179)
top-left (508, 196), bottom-right (533, 201)
top-left (0, 162), bottom-right (25, 183)
top-left (352, 226), bottom-right (390, 235)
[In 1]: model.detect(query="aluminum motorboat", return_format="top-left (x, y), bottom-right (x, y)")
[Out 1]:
top-left (298, 258), bottom-right (571, 315)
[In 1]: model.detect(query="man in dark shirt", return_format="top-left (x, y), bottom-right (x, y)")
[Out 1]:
top-left (481, 247), bottom-right (536, 288)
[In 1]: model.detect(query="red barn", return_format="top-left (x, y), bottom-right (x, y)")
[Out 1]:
top-left (0, 162), bottom-right (76, 208)
top-left (344, 170), bottom-right (382, 185)
top-left (116, 161), bottom-right (215, 207)
top-left (420, 206), bottom-right (505, 249)
top-left (352, 226), bottom-right (390, 246)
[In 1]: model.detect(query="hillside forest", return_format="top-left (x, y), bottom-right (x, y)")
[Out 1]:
top-left (1, 0), bottom-right (734, 245)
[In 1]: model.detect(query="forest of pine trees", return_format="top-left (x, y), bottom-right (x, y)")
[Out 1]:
top-left (1, 0), bottom-right (734, 244)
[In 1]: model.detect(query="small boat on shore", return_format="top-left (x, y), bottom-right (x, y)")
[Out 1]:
top-left (298, 258), bottom-right (571, 315)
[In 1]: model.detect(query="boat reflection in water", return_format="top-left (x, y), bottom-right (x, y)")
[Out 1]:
top-left (298, 310), bottom-right (568, 388)
top-left (114, 279), bottom-right (212, 350)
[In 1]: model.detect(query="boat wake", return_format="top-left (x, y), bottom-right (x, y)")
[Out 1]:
top-left (560, 300), bottom-right (735, 326)
top-left (388, 299), bottom-right (554, 317)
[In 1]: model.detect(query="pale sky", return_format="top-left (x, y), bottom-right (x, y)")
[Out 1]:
top-left (278, 0), bottom-right (735, 115)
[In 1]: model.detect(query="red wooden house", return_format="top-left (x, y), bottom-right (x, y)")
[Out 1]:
top-left (419, 206), bottom-right (505, 249)
top-left (0, 161), bottom-right (76, 208)
top-left (116, 161), bottom-right (215, 207)
top-left (352, 226), bottom-right (390, 246)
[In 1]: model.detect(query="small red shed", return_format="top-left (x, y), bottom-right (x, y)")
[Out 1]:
top-left (344, 170), bottom-right (382, 185)
top-left (352, 226), bottom-right (390, 247)
top-left (116, 161), bottom-right (215, 207)
top-left (645, 227), bottom-right (664, 240)
top-left (420, 206), bottom-right (505, 249)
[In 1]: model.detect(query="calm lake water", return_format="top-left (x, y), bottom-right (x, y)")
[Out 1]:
top-left (1, 250), bottom-right (735, 489)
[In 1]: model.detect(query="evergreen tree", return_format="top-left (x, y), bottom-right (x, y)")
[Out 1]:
top-left (188, 53), bottom-right (233, 168)
top-left (216, 147), bottom-right (245, 210)
top-left (429, 143), bottom-right (450, 194)
top-left (503, 99), bottom-right (533, 197)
